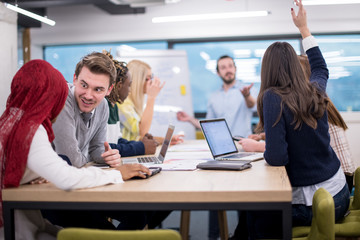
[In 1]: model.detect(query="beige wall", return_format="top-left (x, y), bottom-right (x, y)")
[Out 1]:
top-left (0, 3), bottom-right (17, 114)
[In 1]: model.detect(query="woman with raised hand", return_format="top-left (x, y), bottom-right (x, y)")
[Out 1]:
top-left (245, 0), bottom-right (350, 238)
top-left (117, 59), bottom-right (183, 145)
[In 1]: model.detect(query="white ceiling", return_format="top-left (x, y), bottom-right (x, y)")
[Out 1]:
top-left (28, 0), bottom-right (360, 48)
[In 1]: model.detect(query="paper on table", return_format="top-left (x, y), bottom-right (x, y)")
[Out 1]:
top-left (168, 141), bottom-right (210, 152)
top-left (159, 151), bottom-right (212, 171)
top-left (157, 159), bottom-right (208, 171)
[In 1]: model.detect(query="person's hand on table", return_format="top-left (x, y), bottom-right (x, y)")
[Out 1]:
top-left (141, 133), bottom-right (159, 155)
top-left (116, 163), bottom-right (151, 180)
top-left (170, 134), bottom-right (184, 145)
top-left (238, 138), bottom-right (265, 152)
top-left (30, 177), bottom-right (49, 185)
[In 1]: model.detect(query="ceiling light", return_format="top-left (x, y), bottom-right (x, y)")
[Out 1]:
top-left (4, 3), bottom-right (56, 26)
top-left (152, 11), bottom-right (270, 23)
top-left (302, 0), bottom-right (360, 5)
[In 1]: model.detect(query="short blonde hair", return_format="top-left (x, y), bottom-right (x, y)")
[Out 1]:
top-left (127, 60), bottom-right (151, 116)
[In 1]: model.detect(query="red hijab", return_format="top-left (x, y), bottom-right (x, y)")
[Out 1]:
top-left (0, 60), bottom-right (68, 226)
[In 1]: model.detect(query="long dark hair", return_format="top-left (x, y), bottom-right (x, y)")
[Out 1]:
top-left (298, 55), bottom-right (348, 130)
top-left (256, 42), bottom-right (328, 132)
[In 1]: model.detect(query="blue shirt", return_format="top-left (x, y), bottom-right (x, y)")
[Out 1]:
top-left (206, 81), bottom-right (256, 137)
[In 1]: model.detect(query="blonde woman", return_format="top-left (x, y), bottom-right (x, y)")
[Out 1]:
top-left (118, 60), bottom-right (183, 144)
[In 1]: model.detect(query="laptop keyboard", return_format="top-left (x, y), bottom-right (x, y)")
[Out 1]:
top-left (138, 156), bottom-right (158, 163)
top-left (223, 153), bottom-right (253, 158)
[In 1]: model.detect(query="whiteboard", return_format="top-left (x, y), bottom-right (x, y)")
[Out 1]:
top-left (117, 49), bottom-right (195, 139)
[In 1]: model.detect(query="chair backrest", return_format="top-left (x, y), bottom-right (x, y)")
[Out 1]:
top-left (57, 228), bottom-right (182, 240)
top-left (351, 167), bottom-right (360, 210)
top-left (306, 188), bottom-right (335, 240)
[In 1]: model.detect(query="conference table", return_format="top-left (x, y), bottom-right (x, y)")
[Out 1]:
top-left (2, 140), bottom-right (292, 240)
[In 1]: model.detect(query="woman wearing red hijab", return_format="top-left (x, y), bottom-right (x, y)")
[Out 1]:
top-left (0, 60), bottom-right (150, 239)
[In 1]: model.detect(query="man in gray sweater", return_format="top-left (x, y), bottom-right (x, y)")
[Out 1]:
top-left (53, 52), bottom-right (122, 168)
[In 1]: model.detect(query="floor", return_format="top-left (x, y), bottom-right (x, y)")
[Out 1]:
top-left (162, 210), bottom-right (239, 240)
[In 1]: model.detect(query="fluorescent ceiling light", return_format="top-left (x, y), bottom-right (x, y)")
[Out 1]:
top-left (4, 3), bottom-right (56, 26)
top-left (302, 0), bottom-right (360, 5)
top-left (152, 11), bottom-right (270, 23)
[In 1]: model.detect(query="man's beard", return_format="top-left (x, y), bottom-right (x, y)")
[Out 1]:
top-left (222, 75), bottom-right (235, 85)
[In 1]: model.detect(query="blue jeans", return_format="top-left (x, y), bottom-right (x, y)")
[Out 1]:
top-left (292, 183), bottom-right (350, 226)
top-left (247, 183), bottom-right (350, 239)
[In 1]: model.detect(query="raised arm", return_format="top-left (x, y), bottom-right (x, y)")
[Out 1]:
top-left (139, 76), bottom-right (165, 138)
top-left (292, 0), bottom-right (328, 91)
top-left (291, 0), bottom-right (311, 39)
top-left (176, 111), bottom-right (201, 129)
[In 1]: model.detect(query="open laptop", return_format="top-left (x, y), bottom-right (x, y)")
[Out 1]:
top-left (122, 124), bottom-right (175, 165)
top-left (200, 118), bottom-right (263, 162)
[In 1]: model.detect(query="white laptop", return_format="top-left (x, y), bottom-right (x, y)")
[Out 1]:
top-left (200, 118), bottom-right (264, 162)
top-left (122, 125), bottom-right (175, 165)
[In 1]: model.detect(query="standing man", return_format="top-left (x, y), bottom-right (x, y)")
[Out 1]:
top-left (177, 55), bottom-right (256, 138)
top-left (177, 55), bottom-right (256, 240)
top-left (52, 52), bottom-right (121, 168)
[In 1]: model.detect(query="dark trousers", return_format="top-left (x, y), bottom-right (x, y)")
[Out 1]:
top-left (244, 183), bottom-right (350, 239)
top-left (42, 210), bottom-right (171, 230)
top-left (346, 174), bottom-right (354, 193)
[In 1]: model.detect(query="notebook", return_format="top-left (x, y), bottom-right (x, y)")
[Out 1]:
top-left (122, 124), bottom-right (175, 165)
top-left (199, 118), bottom-right (264, 162)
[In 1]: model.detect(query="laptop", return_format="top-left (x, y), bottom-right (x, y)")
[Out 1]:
top-left (200, 118), bottom-right (264, 162)
top-left (122, 124), bottom-right (175, 165)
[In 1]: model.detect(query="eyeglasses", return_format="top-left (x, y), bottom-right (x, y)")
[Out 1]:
top-left (146, 73), bottom-right (154, 81)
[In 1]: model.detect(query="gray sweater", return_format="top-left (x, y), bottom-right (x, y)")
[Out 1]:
top-left (53, 84), bottom-right (109, 167)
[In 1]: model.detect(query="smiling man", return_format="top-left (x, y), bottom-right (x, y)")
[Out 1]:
top-left (52, 52), bottom-right (121, 168)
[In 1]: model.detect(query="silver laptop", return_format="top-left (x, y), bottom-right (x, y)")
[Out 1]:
top-left (122, 125), bottom-right (175, 165)
top-left (200, 118), bottom-right (263, 162)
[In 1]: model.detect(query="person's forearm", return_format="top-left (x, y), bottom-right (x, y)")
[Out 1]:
top-left (256, 142), bottom-right (266, 152)
top-left (299, 26), bottom-right (311, 39)
top-left (244, 95), bottom-right (256, 108)
top-left (190, 117), bottom-right (201, 129)
top-left (139, 97), bottom-right (156, 138)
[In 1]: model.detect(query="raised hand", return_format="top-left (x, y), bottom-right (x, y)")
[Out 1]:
top-left (146, 76), bottom-right (165, 99)
top-left (240, 83), bottom-right (254, 98)
top-left (291, 0), bottom-right (310, 39)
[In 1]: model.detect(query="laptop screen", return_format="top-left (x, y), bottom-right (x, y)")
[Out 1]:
top-left (200, 119), bottom-right (238, 158)
top-left (157, 124), bottom-right (175, 162)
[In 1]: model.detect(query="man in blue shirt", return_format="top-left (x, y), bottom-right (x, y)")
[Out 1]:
top-left (177, 55), bottom-right (257, 240)
top-left (177, 55), bottom-right (256, 138)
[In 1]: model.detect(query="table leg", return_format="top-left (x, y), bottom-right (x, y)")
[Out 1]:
top-left (3, 202), bottom-right (15, 240)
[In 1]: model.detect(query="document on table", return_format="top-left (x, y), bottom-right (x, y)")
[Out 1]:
top-left (159, 151), bottom-right (212, 171)
top-left (168, 141), bottom-right (210, 152)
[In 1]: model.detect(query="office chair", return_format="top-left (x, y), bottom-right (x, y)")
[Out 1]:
top-left (292, 188), bottom-right (335, 240)
top-left (57, 228), bottom-right (182, 240)
top-left (293, 168), bottom-right (360, 238)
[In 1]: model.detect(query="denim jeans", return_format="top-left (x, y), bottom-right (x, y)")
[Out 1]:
top-left (247, 183), bottom-right (350, 239)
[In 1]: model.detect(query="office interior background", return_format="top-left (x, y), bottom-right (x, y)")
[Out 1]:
top-left (1, 1), bottom-right (360, 238)
top-left (1, 0), bottom-right (360, 161)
